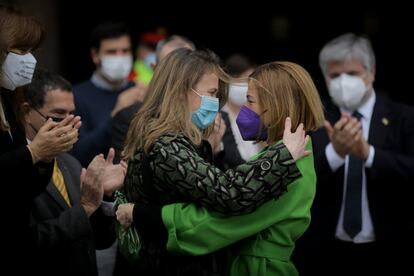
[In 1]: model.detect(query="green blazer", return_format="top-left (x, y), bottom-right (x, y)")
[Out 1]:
top-left (162, 141), bottom-right (316, 276)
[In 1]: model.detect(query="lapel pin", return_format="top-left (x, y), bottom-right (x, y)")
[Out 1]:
top-left (382, 117), bottom-right (389, 126)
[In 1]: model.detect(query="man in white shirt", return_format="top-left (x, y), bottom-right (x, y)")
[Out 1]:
top-left (294, 33), bottom-right (414, 275)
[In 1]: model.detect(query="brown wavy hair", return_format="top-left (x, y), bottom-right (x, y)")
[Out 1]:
top-left (0, 5), bottom-right (45, 131)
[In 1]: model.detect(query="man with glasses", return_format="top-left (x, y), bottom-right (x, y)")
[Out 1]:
top-left (22, 68), bottom-right (126, 275)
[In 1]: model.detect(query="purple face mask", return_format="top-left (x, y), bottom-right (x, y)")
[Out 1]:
top-left (236, 106), bottom-right (268, 141)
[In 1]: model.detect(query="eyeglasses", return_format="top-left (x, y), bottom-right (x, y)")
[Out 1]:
top-left (32, 108), bottom-right (66, 123)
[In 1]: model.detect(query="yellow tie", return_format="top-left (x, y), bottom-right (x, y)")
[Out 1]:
top-left (52, 160), bottom-right (72, 207)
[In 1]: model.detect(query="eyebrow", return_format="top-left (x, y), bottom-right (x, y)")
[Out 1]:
top-left (246, 95), bottom-right (256, 101)
top-left (105, 47), bottom-right (131, 52)
top-left (49, 108), bottom-right (74, 114)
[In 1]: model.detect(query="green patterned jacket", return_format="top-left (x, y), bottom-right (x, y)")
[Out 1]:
top-left (124, 133), bottom-right (301, 216)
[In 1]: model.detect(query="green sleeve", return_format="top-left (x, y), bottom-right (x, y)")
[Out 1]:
top-left (161, 147), bottom-right (316, 255)
top-left (152, 137), bottom-right (301, 215)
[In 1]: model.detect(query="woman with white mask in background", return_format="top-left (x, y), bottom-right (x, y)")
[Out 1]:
top-left (221, 54), bottom-right (263, 167)
top-left (0, 5), bottom-right (81, 272)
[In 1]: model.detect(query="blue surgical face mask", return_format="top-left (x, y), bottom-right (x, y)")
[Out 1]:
top-left (191, 88), bottom-right (219, 129)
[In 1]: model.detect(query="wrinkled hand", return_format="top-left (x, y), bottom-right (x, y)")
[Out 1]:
top-left (282, 117), bottom-right (311, 161)
top-left (116, 203), bottom-right (135, 230)
top-left (325, 114), bottom-right (362, 158)
top-left (111, 82), bottom-right (148, 117)
top-left (80, 154), bottom-right (105, 217)
top-left (102, 148), bottom-right (127, 197)
top-left (207, 113), bottom-right (226, 156)
top-left (28, 115), bottom-right (82, 163)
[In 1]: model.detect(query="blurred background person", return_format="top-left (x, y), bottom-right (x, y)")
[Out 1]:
top-left (294, 33), bottom-right (414, 275)
top-left (129, 30), bottom-right (165, 85)
top-left (218, 54), bottom-right (263, 170)
top-left (71, 21), bottom-right (144, 167)
top-left (155, 34), bottom-right (195, 62)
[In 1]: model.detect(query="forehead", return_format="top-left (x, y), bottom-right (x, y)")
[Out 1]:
top-left (43, 89), bottom-right (75, 109)
top-left (247, 81), bottom-right (258, 96)
top-left (196, 72), bottom-right (219, 88)
top-left (326, 58), bottom-right (366, 73)
top-left (99, 35), bottom-right (131, 50)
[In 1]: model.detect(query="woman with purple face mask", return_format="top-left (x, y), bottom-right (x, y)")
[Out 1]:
top-left (163, 62), bottom-right (324, 275)
top-left (115, 49), bottom-right (313, 275)
top-left (117, 60), bottom-right (325, 275)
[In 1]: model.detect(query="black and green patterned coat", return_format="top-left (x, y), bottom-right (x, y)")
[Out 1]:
top-left (124, 133), bottom-right (301, 216)
top-left (121, 133), bottom-right (302, 274)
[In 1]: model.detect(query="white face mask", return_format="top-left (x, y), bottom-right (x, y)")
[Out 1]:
top-left (328, 74), bottom-right (367, 110)
top-left (228, 82), bottom-right (248, 106)
top-left (143, 53), bottom-right (156, 69)
top-left (0, 52), bottom-right (37, 91)
top-left (100, 55), bottom-right (133, 82)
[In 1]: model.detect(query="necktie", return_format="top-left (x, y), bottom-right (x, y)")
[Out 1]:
top-left (52, 160), bottom-right (72, 207)
top-left (343, 111), bottom-right (363, 238)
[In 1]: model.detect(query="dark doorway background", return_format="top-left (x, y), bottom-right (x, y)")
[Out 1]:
top-left (23, 1), bottom-right (413, 105)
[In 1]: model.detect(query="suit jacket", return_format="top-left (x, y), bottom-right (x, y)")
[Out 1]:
top-left (303, 94), bottom-right (414, 246)
top-left (30, 153), bottom-right (115, 276)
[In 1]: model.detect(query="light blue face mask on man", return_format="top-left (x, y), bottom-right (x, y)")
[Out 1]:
top-left (191, 88), bottom-right (219, 129)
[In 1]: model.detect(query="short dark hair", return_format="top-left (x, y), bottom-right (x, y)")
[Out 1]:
top-left (225, 54), bottom-right (255, 77)
top-left (90, 21), bottom-right (131, 50)
top-left (23, 67), bottom-right (72, 109)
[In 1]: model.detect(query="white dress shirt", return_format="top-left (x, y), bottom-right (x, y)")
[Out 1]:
top-left (325, 91), bottom-right (377, 243)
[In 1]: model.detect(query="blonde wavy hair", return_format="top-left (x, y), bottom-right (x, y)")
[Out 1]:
top-left (123, 48), bottom-right (230, 159)
top-left (250, 61), bottom-right (325, 142)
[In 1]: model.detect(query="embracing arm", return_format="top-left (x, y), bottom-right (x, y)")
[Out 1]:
top-left (152, 138), bottom-right (301, 215)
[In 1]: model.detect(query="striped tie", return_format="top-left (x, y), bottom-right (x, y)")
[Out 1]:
top-left (52, 160), bottom-right (71, 207)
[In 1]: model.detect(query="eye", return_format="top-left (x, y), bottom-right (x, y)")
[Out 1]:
top-left (346, 71), bottom-right (361, 76)
top-left (48, 116), bottom-right (65, 123)
top-left (329, 73), bottom-right (340, 79)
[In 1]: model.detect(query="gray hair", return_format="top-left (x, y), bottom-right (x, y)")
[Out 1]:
top-left (155, 35), bottom-right (195, 63)
top-left (319, 33), bottom-right (376, 76)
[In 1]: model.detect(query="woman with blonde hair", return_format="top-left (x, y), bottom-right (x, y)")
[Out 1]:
top-left (117, 49), bottom-right (310, 274)
top-left (118, 60), bottom-right (325, 275)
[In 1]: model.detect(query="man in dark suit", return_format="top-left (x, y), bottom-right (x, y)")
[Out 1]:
top-left (22, 68), bottom-right (126, 275)
top-left (293, 33), bottom-right (414, 275)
